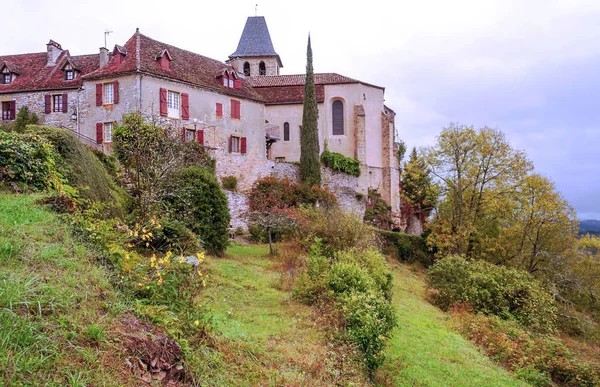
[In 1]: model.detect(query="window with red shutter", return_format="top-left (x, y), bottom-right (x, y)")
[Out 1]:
top-left (197, 129), bottom-right (204, 145)
top-left (230, 100), bottom-right (240, 119)
top-left (96, 83), bottom-right (103, 106)
top-left (113, 80), bottom-right (119, 104)
top-left (240, 137), bottom-right (247, 154)
top-left (96, 123), bottom-right (103, 144)
top-left (9, 101), bottom-right (15, 120)
top-left (62, 93), bottom-right (68, 113)
top-left (216, 103), bottom-right (223, 118)
top-left (44, 95), bottom-right (51, 114)
top-left (159, 88), bottom-right (167, 116)
top-left (181, 93), bottom-right (189, 120)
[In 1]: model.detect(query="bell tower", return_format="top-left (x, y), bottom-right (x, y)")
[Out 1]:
top-left (228, 16), bottom-right (283, 77)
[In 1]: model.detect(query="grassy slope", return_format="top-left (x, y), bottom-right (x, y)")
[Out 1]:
top-left (0, 193), bottom-right (136, 386)
top-left (195, 243), bottom-right (369, 386)
top-left (379, 262), bottom-right (527, 387)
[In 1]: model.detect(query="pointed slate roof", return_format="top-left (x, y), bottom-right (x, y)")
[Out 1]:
top-left (229, 16), bottom-right (283, 67)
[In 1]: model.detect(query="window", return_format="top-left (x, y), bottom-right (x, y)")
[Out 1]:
top-left (53, 95), bottom-right (63, 112)
top-left (167, 91), bottom-right (180, 118)
top-left (230, 136), bottom-right (240, 153)
top-left (65, 70), bottom-right (75, 80)
top-left (103, 83), bottom-right (114, 104)
top-left (243, 62), bottom-right (250, 76)
top-left (230, 99), bottom-right (241, 119)
top-left (185, 128), bottom-right (195, 142)
top-left (228, 78), bottom-right (234, 88)
top-left (216, 103), bottom-right (223, 118)
top-left (2, 102), bottom-right (11, 120)
top-left (104, 122), bottom-right (113, 143)
top-left (259, 61), bottom-right (266, 76)
top-left (332, 100), bottom-right (344, 135)
top-left (2, 73), bottom-right (11, 84)
top-left (283, 122), bottom-right (290, 141)
top-left (223, 77), bottom-right (228, 87)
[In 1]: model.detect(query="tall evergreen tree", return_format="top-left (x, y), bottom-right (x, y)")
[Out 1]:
top-left (300, 34), bottom-right (321, 186)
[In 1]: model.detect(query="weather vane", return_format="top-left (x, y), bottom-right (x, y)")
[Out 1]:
top-left (104, 29), bottom-right (113, 48)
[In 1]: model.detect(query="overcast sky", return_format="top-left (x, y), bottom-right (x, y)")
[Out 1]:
top-left (7, 0), bottom-right (600, 219)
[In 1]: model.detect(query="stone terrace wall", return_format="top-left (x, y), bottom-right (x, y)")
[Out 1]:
top-left (223, 161), bottom-right (366, 230)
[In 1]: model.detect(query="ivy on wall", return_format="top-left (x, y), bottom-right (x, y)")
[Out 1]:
top-left (321, 142), bottom-right (361, 177)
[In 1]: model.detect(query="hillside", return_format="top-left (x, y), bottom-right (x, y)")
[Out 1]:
top-left (581, 219), bottom-right (600, 234)
top-left (0, 193), bottom-right (526, 386)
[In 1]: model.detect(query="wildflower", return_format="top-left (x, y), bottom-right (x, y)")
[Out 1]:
top-left (202, 279), bottom-right (206, 287)
top-left (194, 320), bottom-right (199, 326)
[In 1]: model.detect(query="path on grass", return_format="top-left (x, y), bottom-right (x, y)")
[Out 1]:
top-left (380, 262), bottom-right (527, 387)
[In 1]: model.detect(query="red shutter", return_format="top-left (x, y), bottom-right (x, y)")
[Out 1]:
top-left (234, 79), bottom-right (242, 89)
top-left (44, 95), bottom-right (51, 114)
top-left (228, 135), bottom-right (232, 153)
top-left (96, 83), bottom-right (103, 106)
top-left (182, 127), bottom-right (187, 142)
top-left (181, 93), bottom-right (189, 120)
top-left (235, 100), bottom-right (241, 119)
top-left (113, 80), bottom-right (119, 104)
top-left (96, 123), bottom-right (103, 144)
top-left (216, 103), bottom-right (222, 117)
top-left (62, 93), bottom-right (68, 113)
top-left (159, 88), bottom-right (167, 116)
top-left (240, 137), bottom-right (247, 154)
top-left (197, 129), bottom-right (204, 145)
top-left (230, 100), bottom-right (234, 118)
top-left (9, 101), bottom-right (15, 120)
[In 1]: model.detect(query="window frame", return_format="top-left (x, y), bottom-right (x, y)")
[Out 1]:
top-left (185, 128), bottom-right (195, 143)
top-left (167, 90), bottom-right (180, 118)
top-left (283, 122), bottom-right (290, 141)
top-left (1, 101), bottom-right (11, 120)
top-left (259, 61), bottom-right (266, 76)
top-left (103, 82), bottom-right (114, 105)
top-left (104, 122), bottom-right (113, 143)
top-left (52, 94), bottom-right (63, 113)
top-left (231, 136), bottom-right (240, 153)
top-left (2, 73), bottom-right (11, 84)
top-left (243, 62), bottom-right (250, 76)
top-left (65, 70), bottom-right (75, 80)
top-left (332, 99), bottom-right (344, 135)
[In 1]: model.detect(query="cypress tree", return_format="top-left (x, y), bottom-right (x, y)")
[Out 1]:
top-left (300, 34), bottom-right (321, 186)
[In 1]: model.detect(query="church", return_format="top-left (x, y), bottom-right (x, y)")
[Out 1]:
top-left (0, 16), bottom-right (401, 224)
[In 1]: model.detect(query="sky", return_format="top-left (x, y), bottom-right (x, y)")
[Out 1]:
top-left (6, 0), bottom-right (600, 218)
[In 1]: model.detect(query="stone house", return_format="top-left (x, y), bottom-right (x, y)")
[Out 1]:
top-left (0, 16), bottom-right (401, 223)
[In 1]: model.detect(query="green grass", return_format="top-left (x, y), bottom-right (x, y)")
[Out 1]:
top-left (193, 243), bottom-right (369, 386)
top-left (378, 262), bottom-right (527, 386)
top-left (0, 193), bottom-right (135, 386)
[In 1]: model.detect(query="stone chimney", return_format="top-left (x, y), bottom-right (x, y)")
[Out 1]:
top-left (99, 47), bottom-right (109, 67)
top-left (46, 40), bottom-right (62, 66)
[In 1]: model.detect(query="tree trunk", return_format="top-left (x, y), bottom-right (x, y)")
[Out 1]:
top-left (268, 227), bottom-right (273, 255)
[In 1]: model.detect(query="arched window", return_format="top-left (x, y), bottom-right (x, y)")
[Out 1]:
top-left (332, 100), bottom-right (344, 135)
top-left (259, 61), bottom-right (266, 75)
top-left (243, 62), bottom-right (250, 76)
top-left (283, 122), bottom-right (290, 141)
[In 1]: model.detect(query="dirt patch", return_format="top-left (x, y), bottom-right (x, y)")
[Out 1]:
top-left (117, 314), bottom-right (187, 386)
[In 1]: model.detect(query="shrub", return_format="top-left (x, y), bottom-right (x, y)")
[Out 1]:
top-left (248, 176), bottom-right (337, 212)
top-left (221, 175), bottom-right (237, 191)
top-left (450, 310), bottom-right (600, 386)
top-left (26, 125), bottom-right (130, 218)
top-left (379, 229), bottom-right (432, 266)
top-left (321, 145), bottom-right (361, 177)
top-left (0, 131), bottom-right (63, 190)
top-left (428, 256), bottom-right (557, 331)
top-left (162, 166), bottom-right (230, 256)
top-left (127, 217), bottom-right (199, 254)
top-left (297, 207), bottom-right (379, 254)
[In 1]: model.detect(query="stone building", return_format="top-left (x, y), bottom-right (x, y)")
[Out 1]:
top-left (0, 16), bottom-right (401, 223)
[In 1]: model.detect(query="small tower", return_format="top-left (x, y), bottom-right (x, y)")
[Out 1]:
top-left (228, 16), bottom-right (283, 77)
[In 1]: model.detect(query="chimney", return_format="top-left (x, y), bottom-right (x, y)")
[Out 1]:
top-left (99, 47), bottom-right (109, 67)
top-left (46, 40), bottom-right (62, 66)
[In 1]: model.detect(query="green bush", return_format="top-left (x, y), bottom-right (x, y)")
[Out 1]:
top-left (321, 146), bottom-right (360, 177)
top-left (428, 256), bottom-right (557, 331)
top-left (248, 176), bottom-right (337, 212)
top-left (379, 229), bottom-right (432, 266)
top-left (162, 166), bottom-right (230, 256)
top-left (26, 125), bottom-right (130, 218)
top-left (221, 175), bottom-right (237, 191)
top-left (294, 241), bottom-right (396, 373)
top-left (0, 131), bottom-right (63, 190)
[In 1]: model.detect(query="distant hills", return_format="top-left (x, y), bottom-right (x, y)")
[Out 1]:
top-left (580, 220), bottom-right (600, 235)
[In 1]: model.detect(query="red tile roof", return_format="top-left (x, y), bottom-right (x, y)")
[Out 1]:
top-left (83, 31), bottom-right (265, 102)
top-left (250, 73), bottom-right (384, 104)
top-left (254, 84), bottom-right (325, 105)
top-left (0, 51), bottom-right (100, 94)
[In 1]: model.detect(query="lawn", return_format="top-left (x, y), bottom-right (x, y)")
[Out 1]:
top-left (378, 261), bottom-right (527, 387)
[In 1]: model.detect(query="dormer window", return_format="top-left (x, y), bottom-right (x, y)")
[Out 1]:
top-left (113, 45), bottom-right (127, 65)
top-left (62, 63), bottom-right (78, 81)
top-left (156, 49), bottom-right (172, 71)
top-left (2, 73), bottom-right (11, 84)
top-left (219, 71), bottom-right (241, 89)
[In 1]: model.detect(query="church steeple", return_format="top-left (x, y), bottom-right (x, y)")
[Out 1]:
top-left (228, 16), bottom-right (282, 77)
